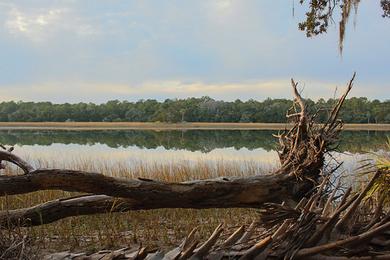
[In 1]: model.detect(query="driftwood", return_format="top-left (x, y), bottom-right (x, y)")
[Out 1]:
top-left (0, 169), bottom-right (301, 209)
top-left (41, 173), bottom-right (390, 259)
top-left (0, 195), bottom-right (128, 227)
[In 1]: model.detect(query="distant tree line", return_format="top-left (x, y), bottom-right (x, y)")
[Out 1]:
top-left (0, 97), bottom-right (388, 123)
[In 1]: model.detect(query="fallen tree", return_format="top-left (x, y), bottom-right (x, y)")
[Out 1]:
top-left (0, 195), bottom-right (125, 227)
top-left (0, 75), bottom-right (354, 225)
top-left (42, 172), bottom-right (390, 259)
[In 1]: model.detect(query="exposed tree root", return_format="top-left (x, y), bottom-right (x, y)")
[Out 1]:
top-left (41, 173), bottom-right (389, 259)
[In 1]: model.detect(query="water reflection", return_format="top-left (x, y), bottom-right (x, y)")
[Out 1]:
top-left (0, 129), bottom-right (387, 174)
top-left (0, 130), bottom-right (387, 153)
top-left (15, 143), bottom-right (279, 173)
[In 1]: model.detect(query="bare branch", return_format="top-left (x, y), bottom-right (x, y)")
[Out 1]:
top-left (0, 149), bottom-right (34, 174)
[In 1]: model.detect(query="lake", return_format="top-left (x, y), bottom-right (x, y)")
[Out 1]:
top-left (0, 129), bottom-right (388, 178)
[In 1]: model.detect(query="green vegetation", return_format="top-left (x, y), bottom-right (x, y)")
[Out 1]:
top-left (0, 97), bottom-right (388, 123)
top-left (364, 137), bottom-right (390, 204)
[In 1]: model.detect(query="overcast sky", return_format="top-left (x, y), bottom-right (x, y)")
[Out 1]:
top-left (0, 0), bottom-right (389, 103)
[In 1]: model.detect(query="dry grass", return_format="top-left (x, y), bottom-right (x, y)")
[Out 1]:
top-left (0, 227), bottom-right (36, 259)
top-left (0, 159), bottom-right (271, 255)
top-left (0, 122), bottom-right (389, 131)
top-left (0, 148), bottom-right (385, 257)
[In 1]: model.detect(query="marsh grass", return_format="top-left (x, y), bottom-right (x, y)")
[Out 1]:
top-left (2, 149), bottom-right (384, 256)
top-left (0, 158), bottom-right (270, 254)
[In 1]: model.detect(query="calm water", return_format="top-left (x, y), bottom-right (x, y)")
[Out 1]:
top-left (0, 129), bottom-right (388, 174)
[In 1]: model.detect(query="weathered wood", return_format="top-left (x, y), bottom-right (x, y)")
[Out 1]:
top-left (295, 221), bottom-right (390, 258)
top-left (191, 223), bottom-right (224, 259)
top-left (239, 236), bottom-right (272, 260)
top-left (33, 172), bottom-right (389, 260)
top-left (27, 172), bottom-right (389, 259)
top-left (0, 148), bottom-right (34, 174)
top-left (0, 195), bottom-right (132, 227)
top-left (0, 168), bottom-right (305, 209)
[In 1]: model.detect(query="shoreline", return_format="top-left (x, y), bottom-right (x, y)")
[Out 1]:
top-left (0, 122), bottom-right (389, 131)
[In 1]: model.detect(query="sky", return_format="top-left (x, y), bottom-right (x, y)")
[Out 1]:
top-left (0, 0), bottom-right (389, 103)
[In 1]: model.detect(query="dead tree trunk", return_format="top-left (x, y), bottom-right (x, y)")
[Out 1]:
top-left (0, 195), bottom-right (117, 227)
top-left (0, 169), bottom-right (298, 209)
top-left (0, 75), bottom-right (355, 227)
top-left (40, 173), bottom-right (390, 259)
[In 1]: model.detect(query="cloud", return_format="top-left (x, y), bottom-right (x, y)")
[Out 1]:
top-left (3, 5), bottom-right (98, 43)
top-left (0, 78), bottom-right (384, 103)
top-left (212, 0), bottom-right (236, 16)
top-left (5, 7), bottom-right (65, 42)
top-left (16, 144), bottom-right (279, 169)
top-left (214, 0), bottom-right (234, 10)
top-left (0, 1), bottom-right (387, 102)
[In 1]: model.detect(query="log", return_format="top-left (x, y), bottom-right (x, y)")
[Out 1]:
top-left (34, 172), bottom-right (389, 259)
top-left (0, 148), bottom-right (34, 174)
top-left (0, 169), bottom-right (303, 209)
top-left (0, 195), bottom-right (128, 227)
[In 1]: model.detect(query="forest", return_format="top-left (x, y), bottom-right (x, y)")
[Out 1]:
top-left (0, 96), bottom-right (388, 123)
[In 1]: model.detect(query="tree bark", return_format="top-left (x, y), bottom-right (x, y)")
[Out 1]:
top-left (0, 195), bottom-right (142, 227)
top-left (0, 169), bottom-right (307, 210)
